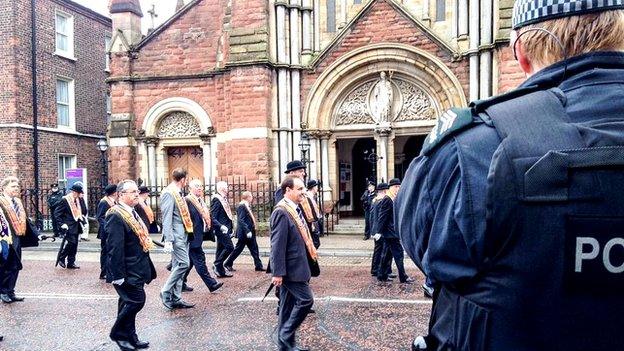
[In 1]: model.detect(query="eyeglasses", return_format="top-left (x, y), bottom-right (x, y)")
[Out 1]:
top-left (122, 190), bottom-right (139, 194)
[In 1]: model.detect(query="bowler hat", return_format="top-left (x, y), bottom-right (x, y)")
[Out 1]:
top-left (377, 182), bottom-right (389, 190)
top-left (285, 160), bottom-right (306, 174)
top-left (307, 179), bottom-right (319, 189)
top-left (389, 178), bottom-right (401, 187)
top-left (70, 183), bottom-right (84, 194)
top-left (50, 183), bottom-right (58, 189)
top-left (138, 186), bottom-right (150, 195)
top-left (104, 184), bottom-right (117, 196)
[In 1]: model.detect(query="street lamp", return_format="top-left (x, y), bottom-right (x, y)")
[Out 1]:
top-left (298, 132), bottom-right (311, 179)
top-left (96, 138), bottom-right (109, 192)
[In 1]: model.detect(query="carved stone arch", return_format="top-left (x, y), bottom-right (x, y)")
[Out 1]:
top-left (303, 43), bottom-right (467, 131)
top-left (142, 97), bottom-right (212, 136)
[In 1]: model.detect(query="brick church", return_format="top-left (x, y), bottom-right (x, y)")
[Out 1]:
top-left (107, 0), bottom-right (524, 215)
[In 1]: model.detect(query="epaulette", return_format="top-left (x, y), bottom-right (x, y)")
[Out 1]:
top-left (470, 85), bottom-right (542, 113)
top-left (421, 107), bottom-right (479, 156)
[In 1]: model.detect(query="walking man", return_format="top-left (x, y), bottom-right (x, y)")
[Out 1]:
top-left (360, 181), bottom-right (376, 240)
top-left (301, 180), bottom-right (322, 249)
top-left (271, 175), bottom-right (316, 351)
top-left (211, 181), bottom-right (234, 278)
top-left (47, 183), bottom-right (63, 237)
top-left (54, 183), bottom-right (86, 269)
top-left (97, 184), bottom-right (118, 280)
top-left (105, 180), bottom-right (156, 351)
top-left (135, 187), bottom-right (158, 234)
top-left (160, 168), bottom-right (194, 310)
top-left (224, 191), bottom-right (264, 272)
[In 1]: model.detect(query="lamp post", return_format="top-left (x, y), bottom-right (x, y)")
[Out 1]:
top-left (298, 132), bottom-right (311, 180)
top-left (96, 138), bottom-right (109, 193)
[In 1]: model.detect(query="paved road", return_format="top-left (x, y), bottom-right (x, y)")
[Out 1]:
top-left (0, 242), bottom-right (431, 351)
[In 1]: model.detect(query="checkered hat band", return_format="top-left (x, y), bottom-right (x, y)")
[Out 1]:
top-left (512, 0), bottom-right (624, 29)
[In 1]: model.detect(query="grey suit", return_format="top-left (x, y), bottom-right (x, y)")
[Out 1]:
top-left (160, 189), bottom-right (190, 303)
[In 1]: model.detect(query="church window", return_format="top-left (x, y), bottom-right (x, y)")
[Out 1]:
top-left (327, 0), bottom-right (336, 32)
top-left (436, 0), bottom-right (446, 21)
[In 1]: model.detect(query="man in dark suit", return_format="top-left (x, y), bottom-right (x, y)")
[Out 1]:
top-left (376, 178), bottom-right (413, 284)
top-left (184, 180), bottom-right (223, 293)
top-left (135, 187), bottom-right (158, 234)
top-left (211, 181), bottom-right (234, 278)
top-left (105, 180), bottom-right (156, 351)
top-left (370, 182), bottom-right (390, 277)
top-left (54, 183), bottom-right (86, 269)
top-left (0, 176), bottom-right (39, 304)
top-left (360, 181), bottom-right (376, 240)
top-left (224, 191), bottom-right (263, 272)
top-left (97, 184), bottom-right (118, 280)
top-left (301, 180), bottom-right (322, 249)
top-left (271, 175), bottom-right (315, 351)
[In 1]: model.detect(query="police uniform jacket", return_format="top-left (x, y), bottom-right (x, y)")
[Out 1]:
top-left (396, 52), bottom-right (624, 350)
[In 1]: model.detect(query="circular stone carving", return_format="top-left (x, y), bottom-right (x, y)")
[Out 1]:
top-left (156, 111), bottom-right (201, 138)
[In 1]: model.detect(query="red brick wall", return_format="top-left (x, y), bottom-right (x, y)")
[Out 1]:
top-left (301, 0), bottom-right (470, 105)
top-left (497, 44), bottom-right (526, 93)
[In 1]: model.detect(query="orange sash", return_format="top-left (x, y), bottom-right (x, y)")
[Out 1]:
top-left (276, 200), bottom-right (318, 261)
top-left (107, 205), bottom-right (155, 252)
top-left (0, 197), bottom-right (26, 236)
top-left (63, 194), bottom-right (82, 221)
top-left (300, 193), bottom-right (321, 223)
top-left (163, 187), bottom-right (193, 234)
top-left (139, 201), bottom-right (154, 224)
top-left (186, 195), bottom-right (212, 230)
top-left (102, 196), bottom-right (115, 208)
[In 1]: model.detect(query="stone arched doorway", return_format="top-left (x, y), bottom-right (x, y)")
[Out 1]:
top-left (303, 43), bottom-right (466, 207)
top-left (139, 97), bottom-right (215, 186)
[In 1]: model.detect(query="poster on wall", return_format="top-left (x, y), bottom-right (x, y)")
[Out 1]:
top-left (65, 168), bottom-right (88, 200)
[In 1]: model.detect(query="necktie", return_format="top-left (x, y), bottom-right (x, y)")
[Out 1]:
top-left (11, 198), bottom-right (19, 216)
top-left (132, 210), bottom-right (140, 221)
top-left (296, 207), bottom-right (305, 224)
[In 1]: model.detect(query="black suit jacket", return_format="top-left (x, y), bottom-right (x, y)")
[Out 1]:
top-left (269, 206), bottom-right (311, 282)
top-left (236, 203), bottom-right (255, 239)
top-left (377, 196), bottom-right (398, 239)
top-left (186, 197), bottom-right (210, 249)
top-left (105, 208), bottom-right (157, 285)
top-left (134, 204), bottom-right (159, 234)
top-left (210, 197), bottom-right (233, 234)
top-left (96, 199), bottom-right (112, 241)
top-left (53, 198), bottom-right (83, 235)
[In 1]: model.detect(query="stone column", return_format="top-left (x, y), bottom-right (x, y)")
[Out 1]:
top-left (301, 0), bottom-right (313, 63)
top-left (307, 130), bottom-right (320, 180)
top-left (313, 0), bottom-right (321, 52)
top-left (320, 131), bottom-right (332, 192)
top-left (340, 0), bottom-right (348, 28)
top-left (375, 126), bottom-right (391, 182)
top-left (199, 132), bottom-right (214, 184)
top-left (144, 136), bottom-right (159, 186)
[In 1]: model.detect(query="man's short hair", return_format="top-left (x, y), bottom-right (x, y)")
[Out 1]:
top-left (216, 181), bottom-right (228, 193)
top-left (171, 168), bottom-right (188, 182)
top-left (189, 179), bottom-right (203, 189)
top-left (281, 175), bottom-right (300, 193)
top-left (0, 176), bottom-right (19, 189)
top-left (518, 10), bottom-right (624, 68)
top-left (116, 179), bottom-right (136, 193)
top-left (241, 191), bottom-right (252, 200)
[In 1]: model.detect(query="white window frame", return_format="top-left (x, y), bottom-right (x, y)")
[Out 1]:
top-left (106, 91), bottom-right (112, 115)
top-left (58, 154), bottom-right (77, 188)
top-left (55, 10), bottom-right (75, 60)
top-left (56, 76), bottom-right (76, 131)
top-left (105, 35), bottom-right (111, 72)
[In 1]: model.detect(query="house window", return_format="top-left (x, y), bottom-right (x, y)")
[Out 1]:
top-left (327, 0), bottom-right (336, 32)
top-left (105, 36), bottom-right (111, 71)
top-left (56, 78), bottom-right (75, 129)
top-left (106, 92), bottom-right (112, 115)
top-left (55, 11), bottom-right (74, 59)
top-left (58, 154), bottom-right (77, 188)
top-left (354, 0), bottom-right (362, 4)
top-left (436, 0), bottom-right (446, 21)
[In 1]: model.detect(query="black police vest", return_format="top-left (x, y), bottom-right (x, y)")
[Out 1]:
top-left (443, 88), bottom-right (624, 351)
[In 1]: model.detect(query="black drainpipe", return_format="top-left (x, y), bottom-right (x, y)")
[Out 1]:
top-left (30, 0), bottom-right (41, 227)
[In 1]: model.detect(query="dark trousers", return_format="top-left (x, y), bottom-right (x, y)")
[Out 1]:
top-left (213, 231), bottom-right (234, 273)
top-left (364, 209), bottom-right (371, 239)
top-left (50, 209), bottom-right (61, 237)
top-left (224, 235), bottom-right (263, 269)
top-left (0, 251), bottom-right (19, 295)
top-left (187, 247), bottom-right (219, 289)
top-left (110, 282), bottom-right (146, 342)
top-left (371, 238), bottom-right (391, 275)
top-left (99, 239), bottom-right (107, 276)
top-left (278, 280), bottom-right (314, 349)
top-left (377, 238), bottom-right (408, 282)
top-left (58, 232), bottom-right (79, 265)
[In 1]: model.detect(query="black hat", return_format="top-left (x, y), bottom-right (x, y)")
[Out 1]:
top-left (104, 184), bottom-right (117, 196)
top-left (138, 186), bottom-right (150, 195)
top-left (389, 178), bottom-right (401, 187)
top-left (50, 183), bottom-right (58, 189)
top-left (284, 160), bottom-right (305, 174)
top-left (377, 182), bottom-right (389, 190)
top-left (307, 179), bottom-right (319, 189)
top-left (69, 183), bottom-right (84, 194)
top-left (367, 180), bottom-right (376, 187)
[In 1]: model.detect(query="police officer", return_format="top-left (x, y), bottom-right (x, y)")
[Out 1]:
top-left (47, 184), bottom-right (64, 237)
top-left (360, 181), bottom-right (376, 240)
top-left (396, 2), bottom-right (624, 350)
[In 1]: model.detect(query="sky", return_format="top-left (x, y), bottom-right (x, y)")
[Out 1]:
top-left (72, 0), bottom-right (181, 34)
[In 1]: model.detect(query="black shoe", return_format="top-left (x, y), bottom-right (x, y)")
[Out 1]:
top-left (67, 264), bottom-right (80, 269)
top-left (422, 283), bottom-right (435, 298)
top-left (0, 335), bottom-right (3, 341)
top-left (209, 282), bottom-right (223, 293)
top-left (166, 263), bottom-right (172, 271)
top-left (0, 294), bottom-right (13, 304)
top-left (172, 300), bottom-right (195, 309)
top-left (308, 309), bottom-right (316, 314)
top-left (224, 265), bottom-right (236, 272)
top-left (160, 292), bottom-right (173, 310)
top-left (80, 237), bottom-right (90, 242)
top-left (112, 339), bottom-right (136, 351)
top-left (222, 271), bottom-right (233, 277)
top-left (388, 273), bottom-right (398, 278)
top-left (255, 267), bottom-right (265, 272)
top-left (131, 339), bottom-right (149, 349)
top-left (293, 347), bottom-right (310, 351)
top-left (8, 294), bottom-right (24, 302)
top-left (56, 260), bottom-right (66, 268)
top-left (99, 272), bottom-right (107, 280)
top-left (401, 277), bottom-right (415, 284)
top-left (182, 284), bottom-right (194, 292)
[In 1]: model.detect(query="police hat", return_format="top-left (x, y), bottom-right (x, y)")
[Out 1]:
top-left (104, 184), bottom-right (117, 196)
top-left (69, 183), bottom-right (84, 194)
top-left (389, 178), bottom-right (401, 187)
top-left (50, 183), bottom-right (58, 189)
top-left (307, 179), bottom-right (319, 189)
top-left (512, 0), bottom-right (624, 29)
top-left (138, 186), bottom-right (150, 195)
top-left (377, 182), bottom-right (389, 190)
top-left (284, 160), bottom-right (306, 174)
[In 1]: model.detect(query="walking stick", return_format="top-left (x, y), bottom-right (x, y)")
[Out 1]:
top-left (55, 227), bottom-right (68, 267)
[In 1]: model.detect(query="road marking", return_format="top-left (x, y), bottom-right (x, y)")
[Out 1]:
top-left (237, 296), bottom-right (432, 305)
top-left (18, 292), bottom-right (118, 300)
